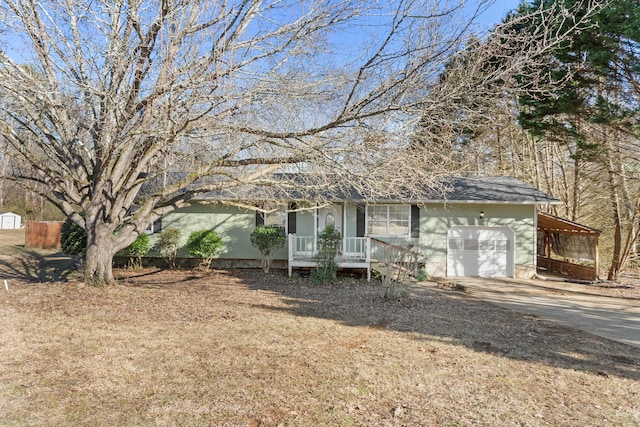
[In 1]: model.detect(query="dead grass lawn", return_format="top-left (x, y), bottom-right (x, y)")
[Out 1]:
top-left (0, 230), bottom-right (638, 426)
top-left (0, 268), bottom-right (638, 426)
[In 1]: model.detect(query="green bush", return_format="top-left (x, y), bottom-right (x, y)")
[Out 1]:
top-left (311, 225), bottom-right (341, 283)
top-left (187, 229), bottom-right (223, 269)
top-left (157, 228), bottom-right (182, 269)
top-left (61, 218), bottom-right (86, 257)
top-left (416, 267), bottom-right (428, 282)
top-left (250, 225), bottom-right (286, 273)
top-left (118, 233), bottom-right (150, 268)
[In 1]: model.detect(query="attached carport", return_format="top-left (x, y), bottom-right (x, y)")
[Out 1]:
top-left (537, 212), bottom-right (601, 281)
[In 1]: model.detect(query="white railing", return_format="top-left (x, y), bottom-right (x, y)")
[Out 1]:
top-left (342, 236), bottom-right (370, 262)
top-left (288, 234), bottom-right (371, 281)
top-left (289, 234), bottom-right (316, 260)
top-left (288, 234), bottom-right (370, 262)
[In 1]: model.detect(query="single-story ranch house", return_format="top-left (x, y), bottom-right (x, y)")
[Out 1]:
top-left (144, 175), bottom-right (564, 280)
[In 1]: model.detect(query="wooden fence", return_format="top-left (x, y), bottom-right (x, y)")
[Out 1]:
top-left (25, 221), bottom-right (63, 249)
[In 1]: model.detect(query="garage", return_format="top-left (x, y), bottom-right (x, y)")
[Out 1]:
top-left (447, 226), bottom-right (515, 277)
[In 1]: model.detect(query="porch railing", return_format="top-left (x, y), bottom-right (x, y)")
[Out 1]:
top-left (288, 234), bottom-right (370, 262)
top-left (289, 234), bottom-right (316, 259)
top-left (342, 236), bottom-right (370, 261)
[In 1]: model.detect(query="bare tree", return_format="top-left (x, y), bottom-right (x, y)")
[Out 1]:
top-left (0, 0), bottom-right (599, 284)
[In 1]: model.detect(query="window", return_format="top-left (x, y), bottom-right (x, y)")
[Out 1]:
top-left (264, 204), bottom-right (287, 229)
top-left (144, 218), bottom-right (162, 234)
top-left (367, 205), bottom-right (410, 237)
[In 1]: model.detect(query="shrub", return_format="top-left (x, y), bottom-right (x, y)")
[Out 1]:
top-left (61, 218), bottom-right (86, 257)
top-left (118, 233), bottom-right (150, 269)
top-left (377, 241), bottom-right (419, 300)
top-left (186, 229), bottom-right (223, 269)
top-left (250, 225), bottom-right (286, 273)
top-left (416, 267), bottom-right (428, 282)
top-left (311, 225), bottom-right (341, 283)
top-left (157, 228), bottom-right (182, 269)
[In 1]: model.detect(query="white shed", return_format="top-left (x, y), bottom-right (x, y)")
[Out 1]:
top-left (0, 212), bottom-right (22, 229)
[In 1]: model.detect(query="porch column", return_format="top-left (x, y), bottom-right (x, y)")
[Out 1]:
top-left (313, 207), bottom-right (318, 254)
top-left (545, 231), bottom-right (551, 258)
top-left (342, 202), bottom-right (347, 255)
top-left (594, 235), bottom-right (600, 280)
top-left (288, 233), bottom-right (293, 278)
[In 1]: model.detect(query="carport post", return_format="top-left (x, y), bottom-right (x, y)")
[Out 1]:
top-left (594, 237), bottom-right (599, 280)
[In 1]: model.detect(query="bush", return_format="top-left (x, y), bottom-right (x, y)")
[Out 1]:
top-left (157, 228), bottom-right (182, 269)
top-left (61, 218), bottom-right (86, 257)
top-left (118, 233), bottom-right (150, 269)
top-left (377, 242), bottom-right (419, 300)
top-left (311, 225), bottom-right (341, 283)
top-left (250, 225), bottom-right (286, 273)
top-left (186, 229), bottom-right (223, 269)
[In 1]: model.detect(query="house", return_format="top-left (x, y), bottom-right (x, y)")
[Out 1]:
top-left (0, 212), bottom-right (22, 230)
top-left (146, 176), bottom-right (561, 279)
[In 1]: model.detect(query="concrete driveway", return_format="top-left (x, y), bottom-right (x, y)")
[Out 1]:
top-left (436, 277), bottom-right (640, 348)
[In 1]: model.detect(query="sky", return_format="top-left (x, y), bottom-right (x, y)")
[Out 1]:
top-left (0, 0), bottom-right (526, 67)
top-left (475, 0), bottom-right (522, 29)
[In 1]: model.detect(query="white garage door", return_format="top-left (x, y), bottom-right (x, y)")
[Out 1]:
top-left (447, 227), bottom-right (515, 278)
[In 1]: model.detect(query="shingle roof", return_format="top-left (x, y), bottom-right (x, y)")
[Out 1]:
top-left (197, 175), bottom-right (560, 205)
top-left (424, 176), bottom-right (561, 204)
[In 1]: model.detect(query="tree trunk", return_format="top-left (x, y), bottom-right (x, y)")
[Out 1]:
top-left (84, 217), bottom-right (117, 285)
top-left (605, 143), bottom-right (623, 281)
top-left (608, 209), bottom-right (623, 281)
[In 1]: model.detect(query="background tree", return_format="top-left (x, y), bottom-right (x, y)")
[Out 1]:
top-left (508, 0), bottom-right (640, 280)
top-left (410, 1), bottom-right (604, 185)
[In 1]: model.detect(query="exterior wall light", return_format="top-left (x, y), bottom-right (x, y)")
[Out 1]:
top-left (479, 211), bottom-right (485, 219)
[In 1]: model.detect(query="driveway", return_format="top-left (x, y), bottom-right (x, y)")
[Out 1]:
top-left (430, 277), bottom-right (640, 348)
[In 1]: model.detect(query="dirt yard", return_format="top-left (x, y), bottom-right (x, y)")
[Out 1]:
top-left (0, 229), bottom-right (639, 426)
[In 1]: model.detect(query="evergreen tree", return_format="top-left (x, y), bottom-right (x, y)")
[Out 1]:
top-left (512, 0), bottom-right (640, 280)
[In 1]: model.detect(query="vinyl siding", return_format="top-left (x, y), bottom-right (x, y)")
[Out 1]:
top-left (418, 203), bottom-right (536, 268)
top-left (148, 203), bottom-right (287, 260)
top-left (147, 202), bottom-right (537, 270)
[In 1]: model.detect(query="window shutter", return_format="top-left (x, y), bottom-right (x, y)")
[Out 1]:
top-left (255, 207), bottom-right (264, 226)
top-left (288, 203), bottom-right (297, 234)
top-left (411, 205), bottom-right (420, 238)
top-left (356, 204), bottom-right (366, 237)
top-left (153, 218), bottom-right (162, 234)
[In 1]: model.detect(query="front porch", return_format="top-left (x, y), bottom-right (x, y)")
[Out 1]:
top-left (288, 234), bottom-right (372, 280)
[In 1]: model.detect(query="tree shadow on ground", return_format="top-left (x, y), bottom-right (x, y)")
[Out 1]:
top-left (229, 270), bottom-right (640, 381)
top-left (0, 247), bottom-right (78, 283)
top-left (117, 267), bottom-right (224, 290)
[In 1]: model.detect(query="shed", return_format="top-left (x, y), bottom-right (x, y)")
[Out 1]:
top-left (0, 212), bottom-right (22, 229)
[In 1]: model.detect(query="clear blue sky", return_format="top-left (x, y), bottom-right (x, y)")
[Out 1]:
top-left (475, 0), bottom-right (522, 29)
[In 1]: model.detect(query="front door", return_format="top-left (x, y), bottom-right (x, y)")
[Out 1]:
top-left (317, 205), bottom-right (343, 235)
